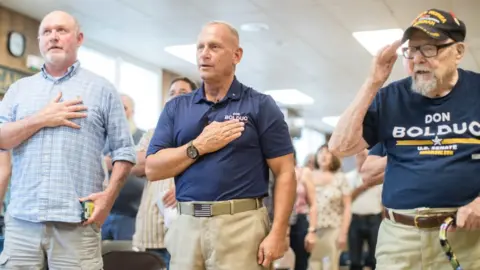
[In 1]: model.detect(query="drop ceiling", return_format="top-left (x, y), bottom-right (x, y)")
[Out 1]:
top-left (1, 0), bottom-right (479, 131)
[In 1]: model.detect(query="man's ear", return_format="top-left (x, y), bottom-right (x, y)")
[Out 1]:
top-left (455, 42), bottom-right (466, 64)
top-left (456, 43), bottom-right (465, 57)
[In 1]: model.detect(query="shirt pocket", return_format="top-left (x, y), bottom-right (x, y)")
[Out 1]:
top-left (16, 105), bottom-right (42, 121)
top-left (71, 105), bottom-right (104, 134)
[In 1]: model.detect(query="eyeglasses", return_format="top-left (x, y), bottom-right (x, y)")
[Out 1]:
top-left (402, 42), bottom-right (457, 59)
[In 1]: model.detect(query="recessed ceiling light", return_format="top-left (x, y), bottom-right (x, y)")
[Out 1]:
top-left (352, 28), bottom-right (404, 56)
top-left (164, 44), bottom-right (196, 65)
top-left (240, 23), bottom-right (269, 32)
top-left (321, 116), bottom-right (340, 127)
top-left (264, 89), bottom-right (314, 105)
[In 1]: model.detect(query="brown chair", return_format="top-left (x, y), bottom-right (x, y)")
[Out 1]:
top-left (103, 251), bottom-right (166, 270)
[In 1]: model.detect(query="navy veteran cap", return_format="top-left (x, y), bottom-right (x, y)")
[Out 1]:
top-left (402, 9), bottom-right (466, 43)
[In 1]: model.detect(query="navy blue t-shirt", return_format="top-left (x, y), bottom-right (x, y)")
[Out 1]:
top-left (369, 143), bottom-right (386, 157)
top-left (363, 68), bottom-right (480, 209)
top-left (147, 77), bottom-right (294, 202)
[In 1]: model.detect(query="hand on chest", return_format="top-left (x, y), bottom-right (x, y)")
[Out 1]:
top-left (177, 105), bottom-right (257, 148)
top-left (15, 87), bottom-right (104, 130)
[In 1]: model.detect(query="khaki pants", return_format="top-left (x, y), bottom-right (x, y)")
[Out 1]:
top-left (376, 208), bottom-right (480, 269)
top-left (308, 227), bottom-right (341, 270)
top-left (0, 213), bottom-right (102, 270)
top-left (165, 206), bottom-right (271, 270)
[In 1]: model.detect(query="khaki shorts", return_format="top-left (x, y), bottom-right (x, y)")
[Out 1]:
top-left (0, 213), bottom-right (102, 270)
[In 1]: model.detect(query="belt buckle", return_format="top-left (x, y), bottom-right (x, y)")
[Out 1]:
top-left (193, 203), bottom-right (213, 217)
top-left (414, 214), bottom-right (431, 228)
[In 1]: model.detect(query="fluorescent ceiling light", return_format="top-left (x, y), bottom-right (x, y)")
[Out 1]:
top-left (164, 44), bottom-right (196, 65)
top-left (352, 28), bottom-right (404, 56)
top-left (264, 89), bottom-right (314, 105)
top-left (322, 116), bottom-right (340, 127)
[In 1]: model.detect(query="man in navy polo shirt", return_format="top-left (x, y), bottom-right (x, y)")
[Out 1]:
top-left (329, 8), bottom-right (480, 269)
top-left (145, 21), bottom-right (296, 270)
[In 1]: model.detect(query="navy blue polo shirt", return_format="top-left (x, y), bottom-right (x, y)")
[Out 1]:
top-left (363, 68), bottom-right (480, 209)
top-left (147, 77), bottom-right (293, 202)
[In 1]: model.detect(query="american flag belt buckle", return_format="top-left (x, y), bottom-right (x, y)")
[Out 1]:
top-left (193, 203), bottom-right (213, 217)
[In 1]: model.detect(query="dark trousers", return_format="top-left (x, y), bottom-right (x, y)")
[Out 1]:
top-left (147, 248), bottom-right (171, 270)
top-left (348, 213), bottom-right (382, 270)
top-left (101, 213), bottom-right (136, 240)
top-left (289, 213), bottom-right (310, 270)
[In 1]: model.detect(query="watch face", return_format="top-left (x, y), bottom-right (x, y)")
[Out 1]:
top-left (187, 145), bottom-right (199, 159)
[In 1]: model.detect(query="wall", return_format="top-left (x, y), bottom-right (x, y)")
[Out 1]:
top-left (0, 6), bottom-right (40, 73)
top-left (0, 6), bottom-right (40, 94)
top-left (161, 69), bottom-right (203, 105)
top-left (161, 69), bottom-right (180, 105)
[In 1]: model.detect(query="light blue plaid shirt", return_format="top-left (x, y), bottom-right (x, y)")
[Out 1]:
top-left (0, 61), bottom-right (136, 223)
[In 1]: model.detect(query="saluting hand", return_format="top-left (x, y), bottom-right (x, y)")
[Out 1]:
top-left (193, 119), bottom-right (245, 155)
top-left (37, 92), bottom-right (88, 129)
top-left (369, 39), bottom-right (403, 84)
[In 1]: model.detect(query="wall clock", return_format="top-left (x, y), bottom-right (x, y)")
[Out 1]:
top-left (7, 31), bottom-right (26, 58)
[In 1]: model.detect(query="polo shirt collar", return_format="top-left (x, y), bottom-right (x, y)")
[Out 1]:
top-left (193, 76), bottom-right (242, 104)
top-left (41, 61), bottom-right (80, 82)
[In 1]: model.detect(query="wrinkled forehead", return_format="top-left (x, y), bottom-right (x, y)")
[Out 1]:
top-left (39, 13), bottom-right (77, 33)
top-left (197, 24), bottom-right (238, 47)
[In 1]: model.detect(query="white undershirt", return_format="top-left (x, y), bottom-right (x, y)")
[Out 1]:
top-left (346, 170), bottom-right (383, 215)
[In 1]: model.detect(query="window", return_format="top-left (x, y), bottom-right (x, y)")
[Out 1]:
top-left (77, 46), bottom-right (162, 131)
top-left (293, 128), bottom-right (326, 166)
top-left (77, 47), bottom-right (116, 85)
top-left (118, 61), bottom-right (161, 131)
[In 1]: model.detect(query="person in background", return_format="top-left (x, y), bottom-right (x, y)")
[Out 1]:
top-left (102, 94), bottom-right (146, 240)
top-left (303, 153), bottom-right (315, 170)
top-left (290, 149), bottom-right (317, 270)
top-left (0, 10), bottom-right (135, 269)
top-left (0, 96), bottom-right (11, 236)
top-left (0, 151), bottom-right (10, 236)
top-left (145, 21), bottom-right (296, 269)
top-left (347, 147), bottom-right (382, 270)
top-left (132, 77), bottom-right (197, 269)
top-left (309, 145), bottom-right (351, 270)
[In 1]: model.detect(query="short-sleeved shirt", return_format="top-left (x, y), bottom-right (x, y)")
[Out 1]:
top-left (369, 143), bottom-right (386, 157)
top-left (363, 68), bottom-right (480, 209)
top-left (314, 172), bottom-right (351, 228)
top-left (147, 77), bottom-right (293, 202)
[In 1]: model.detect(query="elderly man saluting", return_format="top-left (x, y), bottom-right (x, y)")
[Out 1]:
top-left (329, 8), bottom-right (480, 270)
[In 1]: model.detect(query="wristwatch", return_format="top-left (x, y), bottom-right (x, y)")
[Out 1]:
top-left (186, 141), bottom-right (200, 159)
top-left (308, 227), bottom-right (317, 233)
